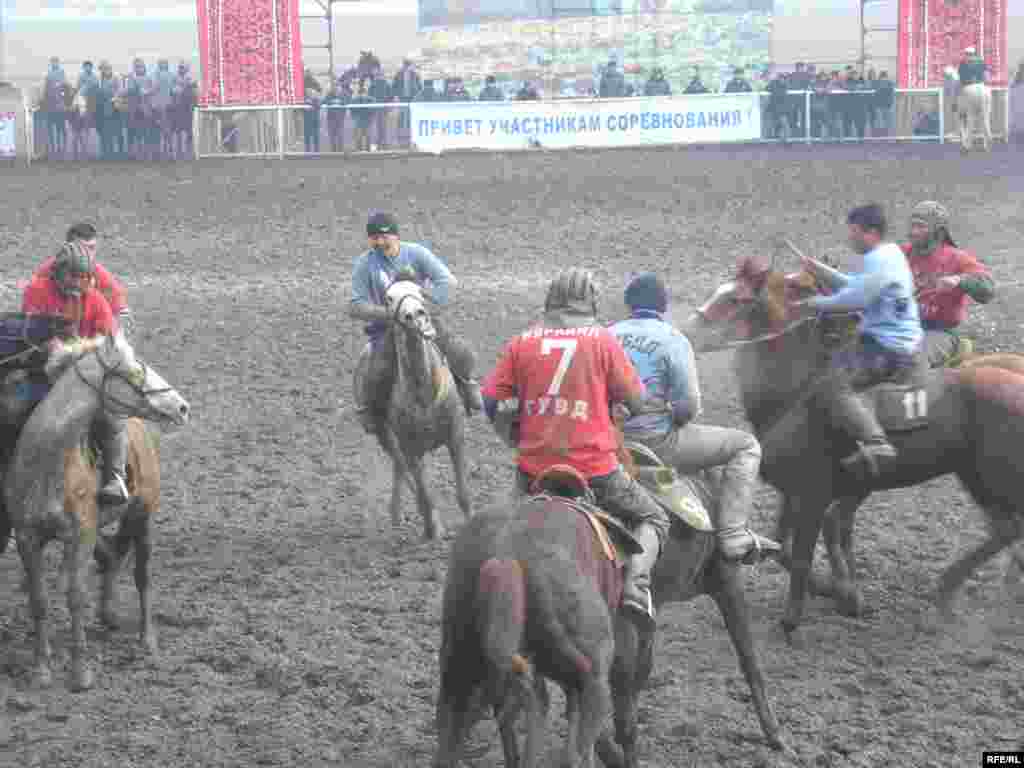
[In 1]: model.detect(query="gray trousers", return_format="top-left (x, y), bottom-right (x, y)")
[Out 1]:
top-left (631, 423), bottom-right (761, 533)
top-left (515, 466), bottom-right (671, 545)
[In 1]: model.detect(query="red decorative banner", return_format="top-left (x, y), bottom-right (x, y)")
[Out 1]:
top-left (897, 0), bottom-right (1008, 88)
top-left (196, 0), bottom-right (306, 105)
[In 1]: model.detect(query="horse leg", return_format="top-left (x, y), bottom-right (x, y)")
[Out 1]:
top-left (575, 669), bottom-right (613, 768)
top-left (780, 491), bottom-right (829, 644)
top-left (825, 493), bottom-right (868, 616)
top-left (447, 423), bottom-right (472, 522)
top-left (705, 559), bottom-right (786, 750)
top-left (409, 457), bottom-right (443, 541)
top-left (935, 512), bottom-right (1021, 622)
top-left (132, 510), bottom-right (157, 653)
top-left (63, 526), bottom-right (95, 691)
top-left (389, 450), bottom-right (405, 528)
top-left (777, 494), bottom-right (835, 598)
top-left (596, 617), bottom-right (650, 768)
top-left (97, 527), bottom-right (132, 628)
top-left (16, 532), bottom-right (53, 687)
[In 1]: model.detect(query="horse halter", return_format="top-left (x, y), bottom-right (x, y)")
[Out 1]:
top-left (72, 343), bottom-right (176, 423)
top-left (387, 285), bottom-right (437, 340)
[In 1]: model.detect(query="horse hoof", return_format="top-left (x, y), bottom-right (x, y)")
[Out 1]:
top-left (141, 631), bottom-right (158, 655)
top-left (834, 587), bottom-right (868, 618)
top-left (766, 732), bottom-right (790, 753)
top-left (69, 665), bottom-right (94, 693)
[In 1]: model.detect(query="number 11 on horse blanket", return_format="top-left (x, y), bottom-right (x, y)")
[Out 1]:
top-left (434, 498), bottom-right (623, 768)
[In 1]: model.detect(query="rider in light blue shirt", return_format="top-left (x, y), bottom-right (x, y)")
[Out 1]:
top-left (349, 212), bottom-right (481, 434)
top-left (801, 203), bottom-right (925, 481)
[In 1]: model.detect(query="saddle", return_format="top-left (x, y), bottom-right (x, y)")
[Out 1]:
top-left (862, 369), bottom-right (942, 435)
top-left (528, 464), bottom-right (643, 561)
top-left (622, 443), bottom-right (715, 533)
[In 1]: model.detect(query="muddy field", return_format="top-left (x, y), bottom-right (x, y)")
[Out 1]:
top-left (0, 143), bottom-right (1022, 768)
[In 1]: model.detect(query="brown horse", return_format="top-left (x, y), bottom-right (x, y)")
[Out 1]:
top-left (685, 258), bottom-right (1024, 642)
top-left (4, 333), bottom-right (189, 690)
top-left (434, 441), bottom-right (785, 768)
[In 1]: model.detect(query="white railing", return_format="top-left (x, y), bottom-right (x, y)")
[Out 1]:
top-left (25, 86), bottom-right (1011, 160)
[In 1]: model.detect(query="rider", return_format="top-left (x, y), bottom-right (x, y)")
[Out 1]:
top-left (900, 201), bottom-right (994, 367)
top-left (481, 267), bottom-right (670, 625)
top-left (349, 211), bottom-right (483, 434)
top-left (610, 272), bottom-right (780, 563)
top-left (22, 240), bottom-right (130, 506)
top-left (800, 203), bottom-right (925, 481)
top-left (33, 222), bottom-right (133, 337)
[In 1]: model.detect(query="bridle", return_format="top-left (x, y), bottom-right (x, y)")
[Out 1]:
top-left (71, 343), bottom-right (176, 422)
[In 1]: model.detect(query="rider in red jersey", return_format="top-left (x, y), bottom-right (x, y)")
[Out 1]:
top-left (482, 267), bottom-right (670, 625)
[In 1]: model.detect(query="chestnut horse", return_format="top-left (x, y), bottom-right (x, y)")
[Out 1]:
top-left (685, 258), bottom-right (1024, 642)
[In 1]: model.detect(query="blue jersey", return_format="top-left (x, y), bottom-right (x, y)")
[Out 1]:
top-left (610, 314), bottom-right (700, 436)
top-left (811, 242), bottom-right (922, 356)
top-left (350, 241), bottom-right (455, 339)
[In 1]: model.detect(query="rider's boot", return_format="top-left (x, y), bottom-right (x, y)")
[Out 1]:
top-left (827, 388), bottom-right (897, 481)
top-left (621, 522), bottom-right (661, 627)
top-left (98, 418), bottom-right (130, 506)
top-left (455, 377), bottom-right (484, 416)
top-left (353, 345), bottom-right (379, 435)
top-left (715, 448), bottom-right (781, 563)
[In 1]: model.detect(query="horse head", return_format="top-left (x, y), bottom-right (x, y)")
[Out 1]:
top-left (683, 255), bottom-right (845, 353)
top-left (46, 332), bottom-right (190, 427)
top-left (384, 279), bottom-right (437, 340)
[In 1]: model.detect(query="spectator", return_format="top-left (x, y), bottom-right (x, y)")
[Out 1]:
top-left (845, 69), bottom-right (870, 141)
top-left (445, 77), bottom-right (472, 101)
top-left (683, 67), bottom-right (709, 94)
top-left (872, 69), bottom-right (894, 137)
top-left (723, 67), bottom-right (752, 93)
top-left (94, 60), bottom-right (121, 159)
top-left (826, 69), bottom-right (845, 139)
top-left (643, 67), bottom-right (671, 96)
top-left (368, 67), bottom-right (392, 150)
top-left (77, 60), bottom-right (99, 102)
top-left (478, 75), bottom-right (504, 101)
top-left (599, 57), bottom-right (626, 98)
top-left (416, 79), bottom-right (439, 102)
top-left (303, 69), bottom-right (322, 153)
top-left (516, 80), bottom-right (540, 100)
top-left (42, 56), bottom-right (69, 158)
top-left (789, 61), bottom-right (811, 135)
top-left (766, 72), bottom-right (790, 140)
top-left (350, 78), bottom-right (373, 152)
top-left (325, 77), bottom-right (350, 153)
top-left (810, 71), bottom-right (831, 139)
top-left (1012, 62), bottom-right (1024, 143)
top-left (392, 59), bottom-right (421, 145)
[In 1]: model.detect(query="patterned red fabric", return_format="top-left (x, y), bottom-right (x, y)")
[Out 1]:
top-left (196, 0), bottom-right (306, 105)
top-left (898, 0), bottom-right (1008, 88)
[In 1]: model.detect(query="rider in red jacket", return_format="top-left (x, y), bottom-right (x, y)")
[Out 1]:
top-left (900, 201), bottom-right (994, 366)
top-left (33, 222), bottom-right (131, 334)
top-left (22, 240), bottom-right (128, 506)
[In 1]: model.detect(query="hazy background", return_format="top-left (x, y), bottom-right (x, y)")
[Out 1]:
top-left (2, 0), bottom-right (1021, 90)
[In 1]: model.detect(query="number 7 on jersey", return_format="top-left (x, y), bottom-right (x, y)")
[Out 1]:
top-left (541, 338), bottom-right (578, 396)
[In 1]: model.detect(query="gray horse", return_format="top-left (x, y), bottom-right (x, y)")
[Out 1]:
top-left (4, 333), bottom-right (189, 690)
top-left (373, 280), bottom-right (471, 540)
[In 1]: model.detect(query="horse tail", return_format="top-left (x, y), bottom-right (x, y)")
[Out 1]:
top-left (477, 558), bottom-right (531, 678)
top-left (527, 560), bottom-right (595, 681)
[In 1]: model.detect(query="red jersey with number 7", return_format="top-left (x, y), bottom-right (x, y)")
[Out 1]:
top-left (484, 324), bottom-right (645, 479)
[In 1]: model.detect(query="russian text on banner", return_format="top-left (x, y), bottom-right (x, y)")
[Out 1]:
top-left (409, 95), bottom-right (762, 153)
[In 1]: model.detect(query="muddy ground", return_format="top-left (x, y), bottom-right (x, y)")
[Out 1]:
top-left (0, 143), bottom-right (1021, 768)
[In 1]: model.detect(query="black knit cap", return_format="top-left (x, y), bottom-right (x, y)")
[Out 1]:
top-left (624, 272), bottom-right (668, 313)
top-left (367, 212), bottom-right (399, 237)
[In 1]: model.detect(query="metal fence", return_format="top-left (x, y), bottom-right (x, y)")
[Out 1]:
top-left (26, 87), bottom-right (1011, 161)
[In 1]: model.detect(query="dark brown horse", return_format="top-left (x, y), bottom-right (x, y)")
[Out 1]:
top-left (433, 443), bottom-right (785, 768)
top-left (685, 258), bottom-right (1024, 642)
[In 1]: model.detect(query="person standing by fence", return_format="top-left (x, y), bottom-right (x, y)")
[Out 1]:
top-left (956, 46), bottom-right (992, 152)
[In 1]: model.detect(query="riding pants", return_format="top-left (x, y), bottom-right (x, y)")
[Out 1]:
top-left (630, 423), bottom-right (761, 539)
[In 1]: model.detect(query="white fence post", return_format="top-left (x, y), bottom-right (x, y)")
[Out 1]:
top-left (277, 106), bottom-right (285, 159)
top-left (938, 87), bottom-right (944, 144)
top-left (804, 90), bottom-right (811, 144)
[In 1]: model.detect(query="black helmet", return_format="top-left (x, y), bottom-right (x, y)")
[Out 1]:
top-left (52, 240), bottom-right (95, 298)
top-left (545, 267), bottom-right (599, 316)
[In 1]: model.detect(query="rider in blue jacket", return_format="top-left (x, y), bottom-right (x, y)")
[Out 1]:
top-left (611, 272), bottom-right (780, 562)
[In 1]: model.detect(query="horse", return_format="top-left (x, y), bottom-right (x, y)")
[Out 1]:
top-left (369, 280), bottom-right (471, 540)
top-left (3, 331), bottom-right (189, 690)
top-left (434, 440), bottom-right (785, 768)
top-left (684, 257), bottom-right (1024, 642)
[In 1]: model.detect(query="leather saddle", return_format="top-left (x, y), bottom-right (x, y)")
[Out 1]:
top-left (862, 368), bottom-right (942, 435)
top-left (529, 464), bottom-right (644, 560)
top-left (622, 442), bottom-right (715, 533)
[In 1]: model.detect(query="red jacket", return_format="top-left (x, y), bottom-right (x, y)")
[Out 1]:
top-left (901, 242), bottom-right (990, 329)
top-left (34, 257), bottom-right (127, 316)
top-left (484, 324), bottom-right (644, 479)
top-left (22, 275), bottom-right (116, 338)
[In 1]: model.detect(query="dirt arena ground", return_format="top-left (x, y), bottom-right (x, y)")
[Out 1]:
top-left (0, 142), bottom-right (1021, 768)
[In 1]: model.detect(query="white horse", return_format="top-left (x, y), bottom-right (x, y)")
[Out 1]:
top-left (3, 332), bottom-right (189, 690)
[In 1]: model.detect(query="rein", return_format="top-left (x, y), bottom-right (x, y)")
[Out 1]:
top-left (71, 345), bottom-right (175, 422)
